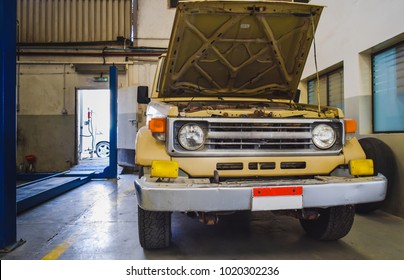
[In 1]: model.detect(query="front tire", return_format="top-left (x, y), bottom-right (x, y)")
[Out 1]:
top-left (300, 205), bottom-right (355, 241)
top-left (138, 206), bottom-right (172, 249)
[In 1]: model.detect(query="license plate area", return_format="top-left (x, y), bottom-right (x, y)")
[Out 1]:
top-left (251, 186), bottom-right (303, 211)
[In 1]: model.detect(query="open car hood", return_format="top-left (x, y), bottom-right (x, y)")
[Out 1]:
top-left (159, 0), bottom-right (323, 100)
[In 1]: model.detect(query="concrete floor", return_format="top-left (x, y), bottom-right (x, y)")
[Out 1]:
top-left (1, 173), bottom-right (404, 260)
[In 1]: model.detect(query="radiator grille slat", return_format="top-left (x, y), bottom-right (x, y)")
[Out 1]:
top-left (206, 122), bottom-right (312, 151)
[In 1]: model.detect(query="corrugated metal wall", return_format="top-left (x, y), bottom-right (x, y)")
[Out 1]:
top-left (17, 0), bottom-right (133, 43)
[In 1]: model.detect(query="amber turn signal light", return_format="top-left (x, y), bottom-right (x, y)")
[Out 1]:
top-left (344, 119), bottom-right (357, 133)
top-left (149, 118), bottom-right (166, 133)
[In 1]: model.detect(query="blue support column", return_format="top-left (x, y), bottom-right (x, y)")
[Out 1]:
top-left (102, 65), bottom-right (118, 179)
top-left (0, 0), bottom-right (17, 249)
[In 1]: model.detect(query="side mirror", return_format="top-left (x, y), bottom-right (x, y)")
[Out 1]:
top-left (294, 89), bottom-right (301, 103)
top-left (137, 86), bottom-right (150, 104)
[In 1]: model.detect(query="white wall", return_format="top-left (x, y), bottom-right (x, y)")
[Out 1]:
top-left (136, 0), bottom-right (176, 47)
top-left (303, 0), bottom-right (404, 80)
top-left (301, 0), bottom-right (404, 217)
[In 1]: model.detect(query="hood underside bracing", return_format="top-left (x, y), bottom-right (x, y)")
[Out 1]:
top-left (159, 0), bottom-right (323, 100)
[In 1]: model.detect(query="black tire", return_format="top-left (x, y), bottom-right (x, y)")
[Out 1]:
top-left (300, 205), bottom-right (355, 241)
top-left (138, 206), bottom-right (171, 249)
top-left (356, 138), bottom-right (395, 213)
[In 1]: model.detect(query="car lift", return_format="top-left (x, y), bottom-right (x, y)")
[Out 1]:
top-left (15, 66), bottom-right (118, 214)
top-left (16, 171), bottom-right (95, 213)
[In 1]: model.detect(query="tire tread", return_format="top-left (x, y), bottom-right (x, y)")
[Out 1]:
top-left (138, 206), bottom-right (171, 249)
top-left (300, 205), bottom-right (355, 241)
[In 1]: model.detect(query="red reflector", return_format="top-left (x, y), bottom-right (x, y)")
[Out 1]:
top-left (253, 186), bottom-right (303, 197)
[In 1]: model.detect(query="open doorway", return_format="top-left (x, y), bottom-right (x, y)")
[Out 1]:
top-left (76, 89), bottom-right (110, 172)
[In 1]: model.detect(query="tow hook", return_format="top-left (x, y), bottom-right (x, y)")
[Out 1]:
top-left (199, 212), bottom-right (219, 225)
top-left (302, 209), bottom-right (320, 220)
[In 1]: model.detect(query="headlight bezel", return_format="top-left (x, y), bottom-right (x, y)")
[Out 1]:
top-left (177, 122), bottom-right (206, 151)
top-left (311, 123), bottom-right (337, 150)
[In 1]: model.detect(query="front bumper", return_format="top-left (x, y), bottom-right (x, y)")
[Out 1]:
top-left (134, 175), bottom-right (387, 212)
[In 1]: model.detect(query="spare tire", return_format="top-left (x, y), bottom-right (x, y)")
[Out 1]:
top-left (357, 137), bottom-right (396, 213)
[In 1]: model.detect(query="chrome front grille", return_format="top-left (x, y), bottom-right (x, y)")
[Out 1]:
top-left (206, 122), bottom-right (312, 150)
top-left (167, 118), bottom-right (343, 157)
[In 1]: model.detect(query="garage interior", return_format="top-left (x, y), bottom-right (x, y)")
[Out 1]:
top-left (1, 0), bottom-right (404, 260)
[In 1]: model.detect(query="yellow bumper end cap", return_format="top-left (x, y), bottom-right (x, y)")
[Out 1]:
top-left (349, 159), bottom-right (374, 176)
top-left (151, 160), bottom-right (179, 178)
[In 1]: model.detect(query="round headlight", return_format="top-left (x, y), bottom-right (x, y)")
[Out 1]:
top-left (178, 123), bottom-right (205, 150)
top-left (312, 124), bottom-right (336, 149)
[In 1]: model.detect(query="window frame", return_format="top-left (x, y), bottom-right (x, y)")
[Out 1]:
top-left (307, 67), bottom-right (344, 110)
top-left (371, 41), bottom-right (404, 134)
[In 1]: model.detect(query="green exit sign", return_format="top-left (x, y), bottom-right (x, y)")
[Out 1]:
top-left (93, 77), bottom-right (108, 82)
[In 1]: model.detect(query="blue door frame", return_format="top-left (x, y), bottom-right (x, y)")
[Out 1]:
top-left (99, 66), bottom-right (118, 179)
top-left (0, 0), bottom-right (17, 249)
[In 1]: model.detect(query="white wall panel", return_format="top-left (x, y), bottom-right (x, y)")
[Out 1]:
top-left (136, 0), bottom-right (175, 47)
top-left (17, 0), bottom-right (132, 43)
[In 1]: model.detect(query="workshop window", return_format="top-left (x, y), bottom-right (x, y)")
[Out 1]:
top-left (307, 68), bottom-right (344, 110)
top-left (168, 0), bottom-right (179, 8)
top-left (372, 42), bottom-right (404, 133)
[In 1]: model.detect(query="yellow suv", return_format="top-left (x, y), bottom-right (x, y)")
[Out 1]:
top-left (134, 0), bottom-right (387, 249)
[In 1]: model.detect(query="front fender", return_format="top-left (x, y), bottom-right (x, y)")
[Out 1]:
top-left (343, 137), bottom-right (366, 164)
top-left (135, 126), bottom-right (170, 166)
